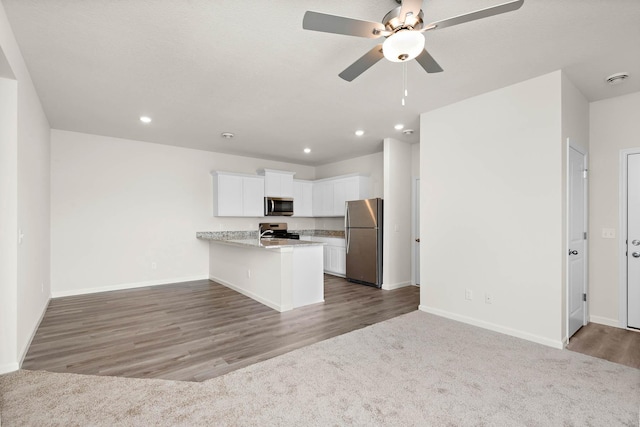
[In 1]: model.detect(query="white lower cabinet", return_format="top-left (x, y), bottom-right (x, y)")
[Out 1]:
top-left (302, 236), bottom-right (346, 276)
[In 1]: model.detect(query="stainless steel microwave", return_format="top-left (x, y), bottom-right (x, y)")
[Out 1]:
top-left (264, 197), bottom-right (294, 216)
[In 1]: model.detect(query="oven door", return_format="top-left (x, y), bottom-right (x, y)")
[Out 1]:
top-left (264, 197), bottom-right (294, 216)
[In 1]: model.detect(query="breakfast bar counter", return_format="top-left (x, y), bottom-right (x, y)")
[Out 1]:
top-left (197, 233), bottom-right (325, 312)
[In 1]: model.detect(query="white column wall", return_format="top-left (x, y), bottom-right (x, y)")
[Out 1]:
top-left (0, 76), bottom-right (18, 372)
top-left (0, 2), bottom-right (51, 372)
top-left (382, 138), bottom-right (412, 290)
top-left (419, 71), bottom-right (564, 348)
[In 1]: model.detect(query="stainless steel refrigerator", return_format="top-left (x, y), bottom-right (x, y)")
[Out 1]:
top-left (345, 198), bottom-right (383, 288)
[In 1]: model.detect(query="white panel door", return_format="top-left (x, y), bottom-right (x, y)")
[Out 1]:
top-left (568, 146), bottom-right (587, 337)
top-left (627, 154), bottom-right (640, 329)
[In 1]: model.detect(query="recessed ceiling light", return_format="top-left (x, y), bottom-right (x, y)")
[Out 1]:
top-left (394, 124), bottom-right (404, 130)
top-left (221, 132), bottom-right (234, 139)
top-left (355, 130), bottom-right (365, 136)
top-left (403, 129), bottom-right (415, 135)
top-left (139, 116), bottom-right (152, 124)
top-left (606, 72), bottom-right (630, 85)
top-left (304, 148), bottom-right (311, 154)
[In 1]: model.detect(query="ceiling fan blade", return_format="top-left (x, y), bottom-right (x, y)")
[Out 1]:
top-left (303, 11), bottom-right (385, 38)
top-left (339, 44), bottom-right (384, 82)
top-left (399, 0), bottom-right (424, 24)
top-left (415, 49), bottom-right (443, 73)
top-left (425, 0), bottom-right (524, 31)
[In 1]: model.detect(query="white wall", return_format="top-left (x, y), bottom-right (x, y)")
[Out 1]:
top-left (0, 3), bottom-right (51, 372)
top-left (0, 75), bottom-right (18, 373)
top-left (420, 71), bottom-right (565, 348)
top-left (383, 138), bottom-right (413, 290)
top-left (51, 130), bottom-right (317, 296)
top-left (589, 91), bottom-right (640, 326)
top-left (314, 151), bottom-right (383, 230)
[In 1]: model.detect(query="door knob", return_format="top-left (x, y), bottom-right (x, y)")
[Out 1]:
top-left (415, 238), bottom-right (420, 243)
top-left (633, 252), bottom-right (640, 258)
top-left (633, 240), bottom-right (640, 246)
top-left (569, 250), bottom-right (578, 255)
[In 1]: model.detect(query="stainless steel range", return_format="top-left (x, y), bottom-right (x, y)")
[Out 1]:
top-left (258, 223), bottom-right (300, 240)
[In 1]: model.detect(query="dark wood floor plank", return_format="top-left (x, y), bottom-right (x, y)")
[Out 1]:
top-left (23, 275), bottom-right (420, 382)
top-left (567, 322), bottom-right (640, 369)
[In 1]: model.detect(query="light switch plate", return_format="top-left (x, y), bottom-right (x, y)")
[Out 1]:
top-left (602, 228), bottom-right (616, 239)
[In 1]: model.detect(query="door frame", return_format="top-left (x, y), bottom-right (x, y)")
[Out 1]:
top-left (618, 148), bottom-right (640, 329)
top-left (566, 139), bottom-right (588, 341)
top-left (411, 176), bottom-right (420, 286)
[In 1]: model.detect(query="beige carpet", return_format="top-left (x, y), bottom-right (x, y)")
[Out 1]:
top-left (1, 311), bottom-right (639, 426)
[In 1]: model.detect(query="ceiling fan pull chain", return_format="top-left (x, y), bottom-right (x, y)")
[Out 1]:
top-left (402, 62), bottom-right (408, 106)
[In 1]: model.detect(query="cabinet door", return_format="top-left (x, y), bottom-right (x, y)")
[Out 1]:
top-left (243, 176), bottom-right (265, 217)
top-left (313, 182), bottom-right (333, 216)
top-left (264, 171), bottom-right (294, 197)
top-left (293, 181), bottom-right (312, 217)
top-left (344, 177), bottom-right (359, 203)
top-left (280, 175), bottom-right (294, 198)
top-left (265, 175), bottom-right (280, 197)
top-left (216, 174), bottom-right (243, 216)
top-left (335, 246), bottom-right (346, 275)
top-left (293, 181), bottom-right (303, 216)
top-left (332, 180), bottom-right (347, 216)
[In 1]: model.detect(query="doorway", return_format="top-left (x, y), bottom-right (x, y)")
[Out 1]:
top-left (621, 150), bottom-right (640, 330)
top-left (412, 177), bottom-right (420, 286)
top-left (567, 142), bottom-right (588, 339)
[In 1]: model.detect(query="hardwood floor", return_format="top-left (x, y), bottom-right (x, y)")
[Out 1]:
top-left (567, 323), bottom-right (640, 369)
top-left (23, 275), bottom-right (420, 382)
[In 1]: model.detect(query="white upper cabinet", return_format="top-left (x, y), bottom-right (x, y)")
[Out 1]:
top-left (293, 179), bottom-right (313, 217)
top-left (312, 174), bottom-right (371, 217)
top-left (258, 169), bottom-right (295, 198)
top-left (212, 171), bottom-right (265, 217)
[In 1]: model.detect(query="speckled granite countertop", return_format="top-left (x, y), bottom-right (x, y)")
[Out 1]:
top-left (207, 238), bottom-right (325, 250)
top-left (196, 229), bottom-right (344, 241)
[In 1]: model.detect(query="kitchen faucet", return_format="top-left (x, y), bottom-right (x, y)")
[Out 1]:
top-left (259, 229), bottom-right (274, 239)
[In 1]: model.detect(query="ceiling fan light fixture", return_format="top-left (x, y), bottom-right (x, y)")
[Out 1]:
top-left (383, 30), bottom-right (425, 63)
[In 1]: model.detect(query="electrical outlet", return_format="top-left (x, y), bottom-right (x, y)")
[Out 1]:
top-left (151, 262), bottom-right (157, 270)
top-left (485, 293), bottom-right (492, 304)
top-left (602, 228), bottom-right (616, 239)
top-left (465, 289), bottom-right (473, 300)
top-left (247, 269), bottom-right (251, 278)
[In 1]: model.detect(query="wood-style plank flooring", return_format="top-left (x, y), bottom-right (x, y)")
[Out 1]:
top-left (23, 275), bottom-right (420, 382)
top-left (567, 323), bottom-right (640, 369)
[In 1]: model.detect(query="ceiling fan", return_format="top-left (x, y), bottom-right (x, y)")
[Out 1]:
top-left (302, 0), bottom-right (524, 81)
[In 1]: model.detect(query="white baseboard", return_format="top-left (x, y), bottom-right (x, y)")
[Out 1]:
top-left (19, 297), bottom-right (50, 366)
top-left (589, 315), bottom-right (620, 328)
top-left (209, 275), bottom-right (289, 312)
top-left (0, 362), bottom-right (19, 375)
top-left (51, 275), bottom-right (209, 298)
top-left (419, 305), bottom-right (564, 349)
top-left (382, 281), bottom-right (411, 290)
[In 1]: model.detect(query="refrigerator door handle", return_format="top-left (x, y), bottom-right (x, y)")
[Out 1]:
top-left (345, 202), bottom-right (350, 229)
top-left (345, 202), bottom-right (350, 254)
top-left (346, 228), bottom-right (350, 254)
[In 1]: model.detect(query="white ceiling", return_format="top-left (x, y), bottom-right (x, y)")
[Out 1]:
top-left (2, 0), bottom-right (639, 166)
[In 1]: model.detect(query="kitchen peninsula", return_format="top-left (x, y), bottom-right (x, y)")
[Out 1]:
top-left (197, 232), bottom-right (325, 312)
